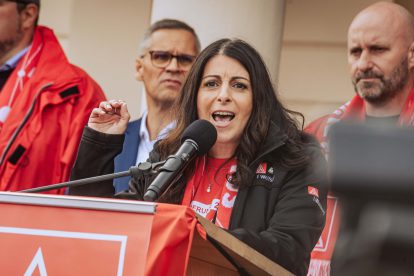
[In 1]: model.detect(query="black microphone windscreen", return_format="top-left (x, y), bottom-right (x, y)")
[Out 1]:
top-left (181, 119), bottom-right (217, 155)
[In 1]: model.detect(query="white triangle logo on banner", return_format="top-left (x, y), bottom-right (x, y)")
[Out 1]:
top-left (24, 247), bottom-right (48, 276)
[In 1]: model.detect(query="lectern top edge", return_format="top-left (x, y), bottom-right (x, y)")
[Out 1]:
top-left (0, 192), bottom-right (156, 214)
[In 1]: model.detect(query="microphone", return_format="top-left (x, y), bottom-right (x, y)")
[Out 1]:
top-left (143, 119), bottom-right (217, 202)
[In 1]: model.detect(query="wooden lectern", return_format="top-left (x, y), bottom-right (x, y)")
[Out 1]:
top-left (0, 192), bottom-right (292, 275)
top-left (188, 214), bottom-right (292, 276)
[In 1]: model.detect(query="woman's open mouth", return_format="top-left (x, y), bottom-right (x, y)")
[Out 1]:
top-left (212, 111), bottom-right (235, 123)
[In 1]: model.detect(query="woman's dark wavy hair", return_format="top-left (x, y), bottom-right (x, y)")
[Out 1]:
top-left (156, 38), bottom-right (309, 203)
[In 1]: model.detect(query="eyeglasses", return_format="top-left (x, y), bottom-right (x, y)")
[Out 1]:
top-left (146, 50), bottom-right (196, 69)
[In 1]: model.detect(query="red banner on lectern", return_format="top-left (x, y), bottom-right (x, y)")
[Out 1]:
top-left (0, 193), bottom-right (200, 276)
top-left (0, 195), bottom-right (154, 275)
top-left (145, 203), bottom-right (198, 276)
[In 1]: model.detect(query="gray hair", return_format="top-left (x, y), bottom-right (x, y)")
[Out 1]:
top-left (138, 19), bottom-right (201, 55)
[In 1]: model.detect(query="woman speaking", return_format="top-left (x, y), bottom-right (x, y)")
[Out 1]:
top-left (70, 39), bottom-right (327, 275)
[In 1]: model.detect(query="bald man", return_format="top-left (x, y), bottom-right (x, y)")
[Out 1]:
top-left (305, 2), bottom-right (414, 275)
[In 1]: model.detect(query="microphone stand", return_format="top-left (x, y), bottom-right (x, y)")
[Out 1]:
top-left (19, 161), bottom-right (165, 194)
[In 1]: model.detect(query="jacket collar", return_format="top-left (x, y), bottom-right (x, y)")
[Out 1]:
top-left (249, 120), bottom-right (288, 168)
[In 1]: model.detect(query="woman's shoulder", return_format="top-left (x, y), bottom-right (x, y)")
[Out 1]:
top-left (299, 131), bottom-right (320, 145)
top-left (299, 132), bottom-right (324, 156)
top-left (299, 132), bottom-right (327, 179)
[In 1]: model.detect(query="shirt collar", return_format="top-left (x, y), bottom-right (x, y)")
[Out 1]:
top-left (139, 111), bottom-right (176, 141)
top-left (0, 46), bottom-right (30, 72)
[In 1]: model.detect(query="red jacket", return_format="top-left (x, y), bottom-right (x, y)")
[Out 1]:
top-left (305, 86), bottom-right (414, 275)
top-left (0, 26), bottom-right (106, 193)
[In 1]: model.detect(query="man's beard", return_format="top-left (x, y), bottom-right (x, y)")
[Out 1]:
top-left (0, 22), bottom-right (23, 63)
top-left (352, 57), bottom-right (409, 105)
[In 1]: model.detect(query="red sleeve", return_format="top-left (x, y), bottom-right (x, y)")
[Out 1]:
top-left (304, 115), bottom-right (331, 143)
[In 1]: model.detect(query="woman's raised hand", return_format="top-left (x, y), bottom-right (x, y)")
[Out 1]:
top-left (88, 100), bottom-right (130, 134)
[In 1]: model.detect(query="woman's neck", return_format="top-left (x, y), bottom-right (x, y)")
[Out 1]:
top-left (208, 142), bottom-right (237, 159)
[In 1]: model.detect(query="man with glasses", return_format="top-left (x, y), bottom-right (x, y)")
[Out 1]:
top-left (113, 19), bottom-right (201, 192)
top-left (0, 0), bottom-right (106, 192)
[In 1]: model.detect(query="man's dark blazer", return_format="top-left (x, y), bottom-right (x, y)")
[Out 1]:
top-left (113, 118), bottom-right (141, 193)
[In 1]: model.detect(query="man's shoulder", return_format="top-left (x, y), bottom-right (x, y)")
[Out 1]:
top-left (127, 118), bottom-right (142, 129)
top-left (124, 118), bottom-right (143, 138)
top-left (305, 115), bottom-right (332, 136)
top-left (68, 64), bottom-right (99, 84)
top-left (59, 64), bottom-right (106, 99)
top-left (36, 52), bottom-right (104, 99)
top-left (41, 32), bottom-right (103, 95)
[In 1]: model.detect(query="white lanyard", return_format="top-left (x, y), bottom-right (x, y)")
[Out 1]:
top-left (0, 43), bottom-right (43, 126)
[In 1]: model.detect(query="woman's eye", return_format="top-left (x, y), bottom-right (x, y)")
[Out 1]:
top-left (233, 82), bottom-right (247, 89)
top-left (205, 81), bottom-right (218, 87)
